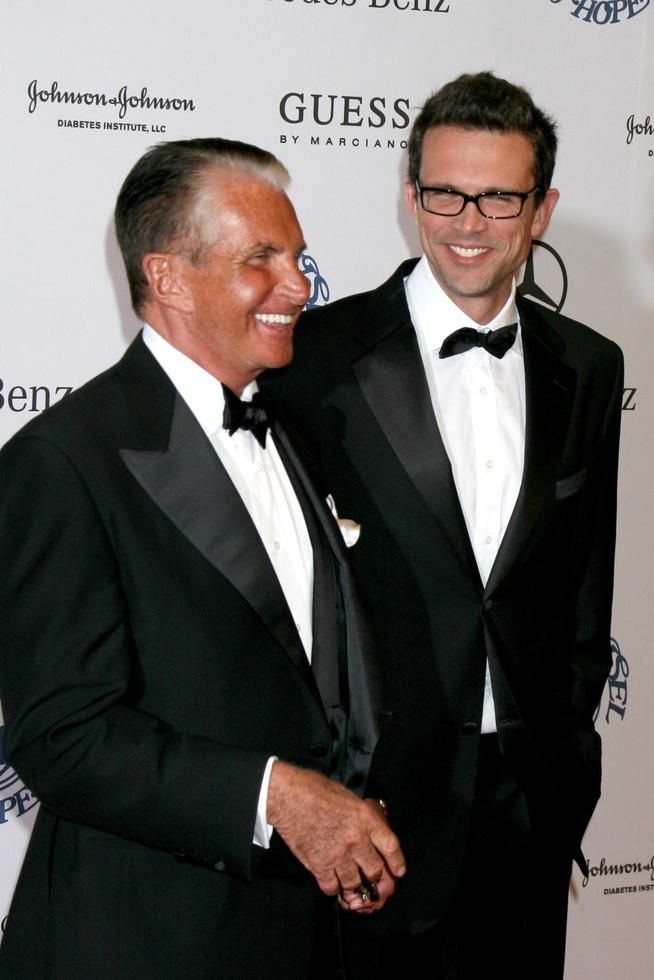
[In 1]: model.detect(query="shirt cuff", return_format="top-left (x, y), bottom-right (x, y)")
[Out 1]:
top-left (253, 756), bottom-right (277, 849)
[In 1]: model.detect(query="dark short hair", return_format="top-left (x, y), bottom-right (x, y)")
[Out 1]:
top-left (408, 72), bottom-right (558, 200)
top-left (114, 138), bottom-right (290, 315)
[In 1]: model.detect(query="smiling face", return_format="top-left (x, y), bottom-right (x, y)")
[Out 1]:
top-left (144, 169), bottom-right (310, 393)
top-left (406, 125), bottom-right (559, 324)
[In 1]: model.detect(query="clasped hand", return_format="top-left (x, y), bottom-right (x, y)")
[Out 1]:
top-left (267, 762), bottom-right (405, 914)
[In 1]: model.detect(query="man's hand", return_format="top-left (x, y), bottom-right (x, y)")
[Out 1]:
top-left (338, 799), bottom-right (397, 914)
top-left (267, 762), bottom-right (405, 912)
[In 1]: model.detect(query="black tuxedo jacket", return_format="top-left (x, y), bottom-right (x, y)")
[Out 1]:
top-left (265, 259), bottom-right (623, 932)
top-left (0, 335), bottom-right (380, 978)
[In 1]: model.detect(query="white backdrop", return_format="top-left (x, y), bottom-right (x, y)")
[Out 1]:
top-left (2, 1), bottom-right (653, 974)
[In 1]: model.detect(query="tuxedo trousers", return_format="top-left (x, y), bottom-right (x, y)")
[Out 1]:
top-left (338, 735), bottom-right (572, 980)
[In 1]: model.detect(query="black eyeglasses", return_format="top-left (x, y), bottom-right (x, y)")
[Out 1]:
top-left (416, 182), bottom-right (540, 220)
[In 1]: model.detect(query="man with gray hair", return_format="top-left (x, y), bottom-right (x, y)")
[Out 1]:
top-left (0, 138), bottom-right (404, 979)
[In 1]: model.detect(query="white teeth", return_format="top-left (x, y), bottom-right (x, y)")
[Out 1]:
top-left (254, 313), bottom-right (294, 325)
top-left (450, 246), bottom-right (488, 257)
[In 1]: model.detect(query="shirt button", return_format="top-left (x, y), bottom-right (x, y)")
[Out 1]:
top-left (273, 540), bottom-right (281, 551)
top-left (480, 386), bottom-right (487, 395)
top-left (486, 460), bottom-right (494, 469)
top-left (485, 535), bottom-right (492, 545)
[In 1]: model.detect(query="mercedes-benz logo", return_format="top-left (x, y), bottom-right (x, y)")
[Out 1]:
top-left (518, 239), bottom-right (568, 314)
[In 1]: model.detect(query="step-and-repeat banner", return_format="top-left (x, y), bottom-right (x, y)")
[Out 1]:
top-left (2, 2), bottom-right (653, 975)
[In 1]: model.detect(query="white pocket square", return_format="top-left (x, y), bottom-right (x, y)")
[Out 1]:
top-left (326, 494), bottom-right (361, 548)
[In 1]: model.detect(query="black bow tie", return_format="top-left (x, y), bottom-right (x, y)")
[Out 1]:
top-left (439, 323), bottom-right (518, 360)
top-left (222, 385), bottom-right (273, 448)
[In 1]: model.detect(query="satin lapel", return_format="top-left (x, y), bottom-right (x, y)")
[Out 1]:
top-left (352, 312), bottom-right (480, 585)
top-left (120, 380), bottom-right (318, 701)
top-left (271, 414), bottom-right (350, 567)
top-left (486, 300), bottom-right (576, 594)
top-left (271, 415), bottom-right (383, 760)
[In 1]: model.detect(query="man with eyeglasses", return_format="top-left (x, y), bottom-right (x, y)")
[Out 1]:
top-left (266, 72), bottom-right (623, 979)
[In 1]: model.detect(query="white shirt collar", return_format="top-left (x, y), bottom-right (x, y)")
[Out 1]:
top-left (405, 254), bottom-right (521, 355)
top-left (142, 323), bottom-right (258, 439)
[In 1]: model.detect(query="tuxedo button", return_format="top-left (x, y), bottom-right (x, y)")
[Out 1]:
top-left (462, 721), bottom-right (479, 735)
top-left (214, 858), bottom-right (226, 872)
top-left (310, 743), bottom-right (328, 758)
top-left (483, 599), bottom-right (494, 611)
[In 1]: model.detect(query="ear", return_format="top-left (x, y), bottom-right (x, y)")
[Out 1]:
top-left (531, 187), bottom-right (559, 239)
top-left (404, 179), bottom-right (419, 219)
top-left (141, 253), bottom-right (193, 314)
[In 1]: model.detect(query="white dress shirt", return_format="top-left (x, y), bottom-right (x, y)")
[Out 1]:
top-left (405, 257), bottom-right (526, 733)
top-left (143, 324), bottom-right (314, 845)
